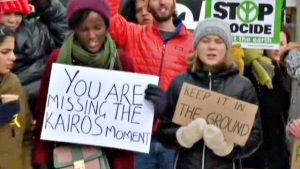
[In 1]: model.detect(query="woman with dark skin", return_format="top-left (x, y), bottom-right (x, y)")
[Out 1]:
top-left (33, 0), bottom-right (134, 168)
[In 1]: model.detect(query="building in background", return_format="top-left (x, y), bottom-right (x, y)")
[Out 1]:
top-left (285, 0), bottom-right (298, 41)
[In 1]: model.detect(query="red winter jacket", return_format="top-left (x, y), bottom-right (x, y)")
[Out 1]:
top-left (108, 0), bottom-right (194, 91)
top-left (33, 49), bottom-right (134, 169)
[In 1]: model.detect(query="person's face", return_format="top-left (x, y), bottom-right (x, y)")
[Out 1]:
top-left (148, 0), bottom-right (175, 22)
top-left (197, 35), bottom-right (227, 70)
top-left (135, 0), bottom-right (153, 25)
top-left (75, 11), bottom-right (107, 54)
top-left (266, 31), bottom-right (288, 61)
top-left (0, 36), bottom-right (16, 74)
top-left (0, 13), bottom-right (23, 31)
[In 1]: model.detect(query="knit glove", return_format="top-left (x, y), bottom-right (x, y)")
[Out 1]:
top-left (203, 124), bottom-right (234, 157)
top-left (244, 49), bottom-right (274, 89)
top-left (176, 118), bottom-right (207, 148)
top-left (145, 84), bottom-right (166, 117)
top-left (230, 44), bottom-right (244, 75)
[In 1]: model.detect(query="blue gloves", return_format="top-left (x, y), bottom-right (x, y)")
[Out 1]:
top-left (0, 100), bottom-right (20, 125)
top-left (145, 84), bottom-right (166, 117)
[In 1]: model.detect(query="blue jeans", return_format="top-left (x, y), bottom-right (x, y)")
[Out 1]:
top-left (134, 137), bottom-right (176, 169)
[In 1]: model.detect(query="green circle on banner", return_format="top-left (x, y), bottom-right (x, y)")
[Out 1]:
top-left (237, 1), bottom-right (258, 23)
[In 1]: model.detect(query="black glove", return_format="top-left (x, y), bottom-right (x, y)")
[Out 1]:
top-left (145, 84), bottom-right (166, 117)
top-left (0, 101), bottom-right (20, 125)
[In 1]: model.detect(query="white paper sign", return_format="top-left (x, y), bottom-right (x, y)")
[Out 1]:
top-left (41, 63), bottom-right (159, 153)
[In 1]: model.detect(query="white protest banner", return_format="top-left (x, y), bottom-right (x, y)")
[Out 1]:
top-left (205, 0), bottom-right (283, 49)
top-left (176, 0), bottom-right (205, 30)
top-left (172, 83), bottom-right (258, 146)
top-left (41, 63), bottom-right (159, 153)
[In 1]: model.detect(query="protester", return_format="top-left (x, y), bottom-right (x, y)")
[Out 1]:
top-left (147, 18), bottom-right (262, 169)
top-left (108, 0), bottom-right (194, 168)
top-left (0, 25), bottom-right (32, 169)
top-left (242, 27), bottom-right (291, 169)
top-left (119, 0), bottom-right (153, 72)
top-left (121, 0), bottom-right (153, 25)
top-left (282, 42), bottom-right (300, 151)
top-left (32, 0), bottom-right (130, 168)
top-left (0, 0), bottom-right (67, 116)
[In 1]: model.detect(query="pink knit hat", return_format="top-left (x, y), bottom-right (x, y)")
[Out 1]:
top-left (66, 0), bottom-right (110, 27)
top-left (0, 0), bottom-right (33, 15)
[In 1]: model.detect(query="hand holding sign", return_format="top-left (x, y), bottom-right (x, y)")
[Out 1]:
top-left (176, 118), bottom-right (207, 148)
top-left (289, 119), bottom-right (300, 138)
top-left (145, 84), bottom-right (166, 117)
top-left (172, 83), bottom-right (258, 146)
top-left (203, 124), bottom-right (234, 157)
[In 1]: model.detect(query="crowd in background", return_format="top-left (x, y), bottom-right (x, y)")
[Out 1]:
top-left (0, 0), bottom-right (299, 169)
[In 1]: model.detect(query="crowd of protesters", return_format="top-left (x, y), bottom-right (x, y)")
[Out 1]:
top-left (0, 0), bottom-right (299, 169)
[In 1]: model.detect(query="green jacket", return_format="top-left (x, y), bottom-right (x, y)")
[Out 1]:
top-left (0, 73), bottom-right (33, 169)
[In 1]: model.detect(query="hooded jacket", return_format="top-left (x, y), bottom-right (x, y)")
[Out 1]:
top-left (157, 67), bottom-right (262, 169)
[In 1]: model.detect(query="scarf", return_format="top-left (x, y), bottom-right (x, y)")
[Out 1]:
top-left (57, 32), bottom-right (121, 69)
top-left (244, 49), bottom-right (274, 89)
top-left (230, 44), bottom-right (244, 75)
top-left (285, 50), bottom-right (300, 81)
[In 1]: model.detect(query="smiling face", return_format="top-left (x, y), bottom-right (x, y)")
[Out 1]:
top-left (0, 12), bottom-right (23, 31)
top-left (148, 0), bottom-right (175, 22)
top-left (197, 35), bottom-right (227, 71)
top-left (75, 11), bottom-right (107, 54)
top-left (135, 0), bottom-right (153, 25)
top-left (0, 36), bottom-right (16, 74)
top-left (265, 31), bottom-right (288, 61)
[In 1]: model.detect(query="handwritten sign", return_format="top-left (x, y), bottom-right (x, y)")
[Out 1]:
top-left (172, 83), bottom-right (258, 146)
top-left (41, 63), bottom-right (159, 153)
top-left (291, 138), bottom-right (300, 169)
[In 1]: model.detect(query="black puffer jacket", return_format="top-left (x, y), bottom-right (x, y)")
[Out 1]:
top-left (157, 67), bottom-right (262, 169)
top-left (12, 0), bottom-right (68, 112)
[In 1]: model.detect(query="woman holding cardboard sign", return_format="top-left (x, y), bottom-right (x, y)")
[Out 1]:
top-left (0, 25), bottom-right (33, 169)
top-left (148, 18), bottom-right (262, 169)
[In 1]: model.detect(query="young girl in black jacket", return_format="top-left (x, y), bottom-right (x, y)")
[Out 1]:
top-left (145, 18), bottom-right (262, 169)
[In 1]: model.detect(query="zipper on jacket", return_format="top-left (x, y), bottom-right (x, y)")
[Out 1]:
top-left (202, 144), bottom-right (206, 169)
top-left (158, 43), bottom-right (167, 85)
top-left (174, 151), bottom-right (179, 169)
top-left (208, 72), bottom-right (212, 91)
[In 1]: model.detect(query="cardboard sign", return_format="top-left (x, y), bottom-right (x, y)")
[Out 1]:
top-left (205, 0), bottom-right (283, 49)
top-left (172, 83), bottom-right (258, 146)
top-left (291, 138), bottom-right (300, 169)
top-left (41, 63), bottom-right (159, 153)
